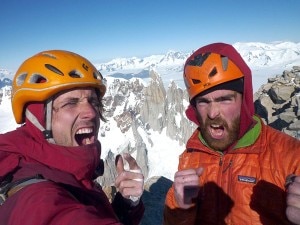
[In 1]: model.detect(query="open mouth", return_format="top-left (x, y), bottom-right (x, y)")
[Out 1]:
top-left (75, 128), bottom-right (95, 146)
top-left (209, 124), bottom-right (225, 139)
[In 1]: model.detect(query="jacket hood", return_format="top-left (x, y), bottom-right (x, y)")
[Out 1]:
top-left (185, 42), bottom-right (255, 138)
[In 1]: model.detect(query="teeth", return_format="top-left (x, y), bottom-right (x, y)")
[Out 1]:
top-left (85, 138), bottom-right (92, 145)
top-left (76, 128), bottom-right (93, 134)
top-left (75, 127), bottom-right (95, 146)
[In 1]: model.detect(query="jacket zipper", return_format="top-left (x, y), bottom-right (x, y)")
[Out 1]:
top-left (219, 155), bottom-right (233, 172)
top-left (222, 160), bottom-right (233, 173)
top-left (218, 155), bottom-right (234, 223)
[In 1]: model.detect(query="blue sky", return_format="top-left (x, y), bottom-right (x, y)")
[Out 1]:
top-left (1, 0), bottom-right (299, 71)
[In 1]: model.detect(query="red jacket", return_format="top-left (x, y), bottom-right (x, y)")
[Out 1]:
top-left (0, 119), bottom-right (144, 225)
top-left (164, 117), bottom-right (300, 225)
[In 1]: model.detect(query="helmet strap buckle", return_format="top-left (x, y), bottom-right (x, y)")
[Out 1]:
top-left (42, 130), bottom-right (53, 139)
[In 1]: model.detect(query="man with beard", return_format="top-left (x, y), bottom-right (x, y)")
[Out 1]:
top-left (0, 50), bottom-right (144, 225)
top-left (163, 43), bottom-right (300, 225)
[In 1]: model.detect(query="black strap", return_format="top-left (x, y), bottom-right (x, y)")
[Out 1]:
top-left (0, 174), bottom-right (44, 205)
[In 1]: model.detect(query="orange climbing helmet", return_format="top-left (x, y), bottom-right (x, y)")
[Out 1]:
top-left (12, 50), bottom-right (106, 124)
top-left (184, 51), bottom-right (244, 101)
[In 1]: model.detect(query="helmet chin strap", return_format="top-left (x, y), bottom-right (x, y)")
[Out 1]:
top-left (45, 99), bottom-right (54, 140)
top-left (25, 100), bottom-right (56, 144)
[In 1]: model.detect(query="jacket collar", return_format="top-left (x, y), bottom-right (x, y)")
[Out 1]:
top-left (0, 125), bottom-right (101, 189)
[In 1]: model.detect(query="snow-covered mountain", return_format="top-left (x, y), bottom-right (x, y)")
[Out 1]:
top-left (0, 69), bottom-right (13, 87)
top-left (1, 41), bottom-right (300, 184)
top-left (236, 41), bottom-right (300, 66)
top-left (0, 69), bottom-right (13, 78)
top-left (96, 42), bottom-right (300, 72)
top-left (96, 51), bottom-right (189, 72)
top-left (94, 41), bottom-right (300, 92)
top-left (2, 41), bottom-right (300, 90)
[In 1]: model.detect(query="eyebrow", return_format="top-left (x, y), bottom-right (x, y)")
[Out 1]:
top-left (196, 93), bottom-right (236, 102)
top-left (59, 94), bottom-right (98, 101)
top-left (56, 97), bottom-right (79, 103)
top-left (54, 95), bottom-right (98, 105)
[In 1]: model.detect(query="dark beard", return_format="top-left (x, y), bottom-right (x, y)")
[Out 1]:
top-left (198, 116), bottom-right (240, 151)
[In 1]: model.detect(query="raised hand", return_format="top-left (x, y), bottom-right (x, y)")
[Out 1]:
top-left (115, 153), bottom-right (144, 205)
top-left (173, 167), bottom-right (203, 209)
top-left (286, 175), bottom-right (300, 224)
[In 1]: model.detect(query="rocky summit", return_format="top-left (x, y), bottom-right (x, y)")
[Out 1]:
top-left (254, 66), bottom-right (300, 139)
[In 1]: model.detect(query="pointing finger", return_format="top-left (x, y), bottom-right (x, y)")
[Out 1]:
top-left (123, 153), bottom-right (140, 171)
top-left (115, 154), bottom-right (125, 175)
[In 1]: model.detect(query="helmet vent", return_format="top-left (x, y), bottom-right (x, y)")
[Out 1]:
top-left (29, 74), bottom-right (47, 84)
top-left (221, 56), bottom-right (229, 71)
top-left (16, 73), bottom-right (27, 86)
top-left (94, 71), bottom-right (103, 80)
top-left (192, 79), bottom-right (201, 85)
top-left (188, 52), bottom-right (210, 66)
top-left (45, 64), bottom-right (64, 76)
top-left (208, 67), bottom-right (218, 77)
top-left (69, 70), bottom-right (83, 78)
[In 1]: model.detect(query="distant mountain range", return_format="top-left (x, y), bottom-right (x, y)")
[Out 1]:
top-left (0, 69), bottom-right (12, 87)
top-left (95, 41), bottom-right (300, 73)
top-left (1, 41), bottom-right (300, 90)
top-left (95, 41), bottom-right (300, 91)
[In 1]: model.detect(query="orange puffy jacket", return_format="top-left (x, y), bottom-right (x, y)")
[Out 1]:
top-left (164, 116), bottom-right (300, 225)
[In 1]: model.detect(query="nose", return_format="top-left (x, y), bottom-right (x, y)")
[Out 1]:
top-left (207, 102), bottom-right (220, 119)
top-left (79, 100), bottom-right (98, 119)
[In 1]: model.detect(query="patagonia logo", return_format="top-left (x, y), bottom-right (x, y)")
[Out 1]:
top-left (238, 175), bottom-right (257, 184)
